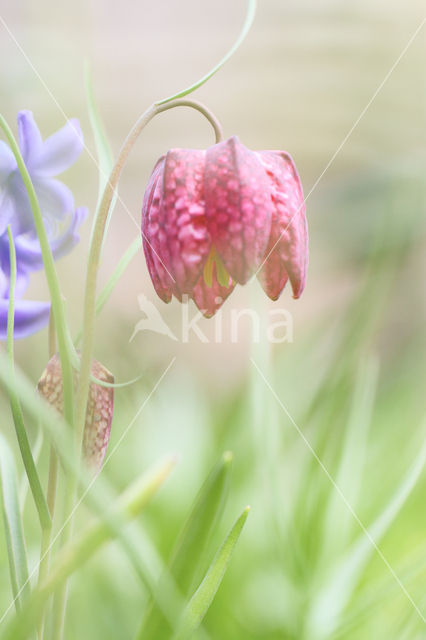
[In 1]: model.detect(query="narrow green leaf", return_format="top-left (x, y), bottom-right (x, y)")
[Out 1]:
top-left (0, 114), bottom-right (75, 428)
top-left (321, 357), bottom-right (378, 558)
top-left (306, 435), bottom-right (426, 639)
top-left (18, 425), bottom-right (43, 509)
top-left (172, 451), bottom-right (234, 593)
top-left (74, 235), bottom-right (142, 346)
top-left (37, 455), bottom-right (176, 600)
top-left (139, 452), bottom-right (233, 639)
top-left (5, 227), bottom-right (51, 531)
top-left (0, 434), bottom-right (30, 611)
top-left (156, 0), bottom-right (257, 104)
top-left (172, 506), bottom-right (250, 640)
top-left (85, 63), bottom-right (114, 206)
top-left (0, 351), bottom-right (183, 639)
top-left (85, 63), bottom-right (117, 254)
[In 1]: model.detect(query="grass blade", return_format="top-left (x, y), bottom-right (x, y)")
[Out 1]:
top-left (85, 64), bottom-right (116, 252)
top-left (5, 226), bottom-right (51, 531)
top-left (0, 434), bottom-right (30, 611)
top-left (39, 455), bottom-right (176, 600)
top-left (74, 235), bottom-right (141, 346)
top-left (306, 434), bottom-right (426, 639)
top-left (139, 452), bottom-right (233, 639)
top-left (172, 506), bottom-right (250, 640)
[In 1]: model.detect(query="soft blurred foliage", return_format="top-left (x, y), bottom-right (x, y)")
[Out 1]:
top-left (0, 0), bottom-right (425, 638)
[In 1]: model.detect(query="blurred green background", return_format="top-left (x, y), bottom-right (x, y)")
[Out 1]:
top-left (0, 0), bottom-right (425, 638)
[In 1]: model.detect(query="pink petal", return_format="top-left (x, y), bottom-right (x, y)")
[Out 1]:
top-left (161, 148), bottom-right (211, 293)
top-left (192, 264), bottom-right (235, 318)
top-left (142, 157), bottom-right (173, 303)
top-left (204, 136), bottom-right (273, 284)
top-left (257, 151), bottom-right (308, 299)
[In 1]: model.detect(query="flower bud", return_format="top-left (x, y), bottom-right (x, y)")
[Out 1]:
top-left (37, 354), bottom-right (114, 472)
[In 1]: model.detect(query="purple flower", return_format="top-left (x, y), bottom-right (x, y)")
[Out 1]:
top-left (0, 111), bottom-right (87, 339)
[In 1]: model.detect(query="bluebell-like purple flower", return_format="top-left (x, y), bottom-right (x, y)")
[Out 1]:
top-left (0, 111), bottom-right (87, 339)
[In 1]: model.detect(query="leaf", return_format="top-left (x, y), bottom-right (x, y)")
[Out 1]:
top-left (172, 506), bottom-right (250, 640)
top-left (5, 226), bottom-right (51, 531)
top-left (37, 455), bottom-right (177, 600)
top-left (306, 434), bottom-right (426, 639)
top-left (172, 451), bottom-right (234, 593)
top-left (0, 350), bottom-right (180, 639)
top-left (0, 434), bottom-right (30, 611)
top-left (74, 235), bottom-right (141, 346)
top-left (321, 357), bottom-right (378, 558)
top-left (139, 452), bottom-right (233, 639)
top-left (84, 64), bottom-right (116, 253)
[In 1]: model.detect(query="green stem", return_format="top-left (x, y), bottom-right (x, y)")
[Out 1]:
top-left (76, 98), bottom-right (223, 464)
top-left (5, 226), bottom-right (51, 531)
top-left (0, 115), bottom-right (74, 429)
top-left (156, 0), bottom-right (257, 105)
top-left (0, 114), bottom-right (78, 640)
top-left (54, 101), bottom-right (221, 636)
top-left (37, 317), bottom-right (59, 640)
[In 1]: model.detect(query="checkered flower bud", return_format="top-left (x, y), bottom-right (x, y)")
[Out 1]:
top-left (37, 354), bottom-right (114, 472)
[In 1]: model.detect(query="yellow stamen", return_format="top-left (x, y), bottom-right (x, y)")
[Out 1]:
top-left (203, 247), bottom-right (230, 288)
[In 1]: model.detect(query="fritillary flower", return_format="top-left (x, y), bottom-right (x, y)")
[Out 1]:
top-left (141, 136), bottom-right (307, 317)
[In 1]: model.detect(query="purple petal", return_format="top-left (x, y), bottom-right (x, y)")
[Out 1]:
top-left (9, 207), bottom-right (87, 271)
top-left (33, 119), bottom-right (84, 177)
top-left (0, 299), bottom-right (50, 340)
top-left (0, 172), bottom-right (35, 236)
top-left (0, 141), bottom-right (17, 185)
top-left (33, 177), bottom-right (74, 222)
top-left (0, 190), bottom-right (15, 236)
top-left (17, 111), bottom-right (43, 168)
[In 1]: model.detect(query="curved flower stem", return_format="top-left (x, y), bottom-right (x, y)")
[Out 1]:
top-left (156, 0), bottom-right (257, 105)
top-left (76, 98), bottom-right (223, 452)
top-left (51, 98), bottom-right (223, 640)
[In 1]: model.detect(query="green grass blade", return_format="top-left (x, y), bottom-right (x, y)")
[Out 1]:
top-left (0, 350), bottom-right (183, 638)
top-left (0, 114), bottom-right (74, 428)
top-left (321, 357), bottom-right (378, 558)
top-left (306, 434), bottom-right (426, 639)
top-left (139, 451), bottom-right (233, 639)
top-left (5, 227), bottom-right (51, 531)
top-left (0, 434), bottom-right (30, 611)
top-left (172, 506), bottom-right (250, 640)
top-left (74, 235), bottom-right (141, 346)
top-left (85, 64), bottom-right (116, 253)
top-left (171, 451), bottom-right (234, 593)
top-left (37, 456), bottom-right (176, 601)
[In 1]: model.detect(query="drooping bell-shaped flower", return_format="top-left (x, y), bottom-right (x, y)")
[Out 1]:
top-left (37, 354), bottom-right (114, 473)
top-left (141, 136), bottom-right (308, 317)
